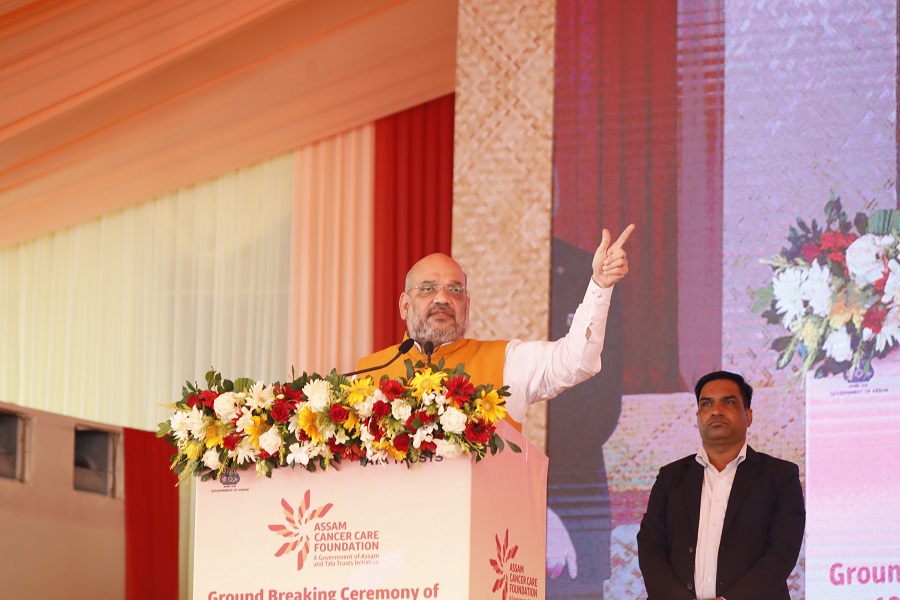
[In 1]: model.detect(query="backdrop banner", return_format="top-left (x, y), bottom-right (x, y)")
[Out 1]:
top-left (193, 420), bottom-right (548, 600)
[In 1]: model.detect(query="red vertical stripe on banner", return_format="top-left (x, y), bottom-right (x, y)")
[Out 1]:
top-left (124, 428), bottom-right (179, 600)
top-left (553, 0), bottom-right (682, 393)
top-left (372, 94), bottom-right (455, 351)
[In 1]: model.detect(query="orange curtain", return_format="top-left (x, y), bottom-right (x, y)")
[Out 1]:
top-left (371, 94), bottom-right (456, 351)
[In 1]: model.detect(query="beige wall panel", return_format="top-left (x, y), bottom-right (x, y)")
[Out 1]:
top-left (453, 0), bottom-right (556, 449)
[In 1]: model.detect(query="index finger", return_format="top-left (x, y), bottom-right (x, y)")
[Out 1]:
top-left (610, 223), bottom-right (635, 250)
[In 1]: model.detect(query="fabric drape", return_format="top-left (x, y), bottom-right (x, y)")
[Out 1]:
top-left (0, 155), bottom-right (294, 429)
top-left (289, 125), bottom-right (375, 375)
top-left (371, 93), bottom-right (455, 352)
top-left (124, 427), bottom-right (179, 600)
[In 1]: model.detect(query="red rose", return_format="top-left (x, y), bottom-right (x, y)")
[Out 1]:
top-left (328, 439), bottom-right (344, 454)
top-left (379, 379), bottom-right (405, 401)
top-left (393, 433), bottom-right (410, 453)
top-left (801, 242), bottom-right (823, 263)
top-left (274, 384), bottom-right (301, 408)
top-left (405, 414), bottom-right (418, 432)
top-left (372, 400), bottom-right (391, 417)
top-left (270, 401), bottom-right (292, 423)
top-left (186, 394), bottom-right (200, 408)
top-left (222, 432), bottom-right (241, 451)
top-left (417, 410), bottom-right (435, 424)
top-left (820, 231), bottom-right (858, 267)
top-left (329, 404), bottom-right (349, 423)
top-left (370, 423), bottom-right (384, 442)
top-left (863, 303), bottom-right (889, 334)
top-left (199, 390), bottom-right (219, 408)
top-left (420, 440), bottom-right (437, 453)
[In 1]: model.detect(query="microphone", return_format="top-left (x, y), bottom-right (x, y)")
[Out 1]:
top-left (423, 341), bottom-right (434, 365)
top-left (342, 338), bottom-right (416, 378)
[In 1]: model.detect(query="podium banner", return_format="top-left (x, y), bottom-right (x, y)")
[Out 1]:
top-left (806, 368), bottom-right (900, 599)
top-left (193, 421), bottom-right (548, 600)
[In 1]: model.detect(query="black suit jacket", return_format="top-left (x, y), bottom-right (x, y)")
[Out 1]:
top-left (637, 446), bottom-right (805, 600)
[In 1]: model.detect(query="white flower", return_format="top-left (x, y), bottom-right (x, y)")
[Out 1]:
top-left (258, 428), bottom-right (283, 455)
top-left (823, 328), bottom-right (853, 363)
top-left (333, 429), bottom-right (350, 445)
top-left (231, 438), bottom-right (257, 465)
top-left (439, 406), bottom-right (468, 434)
top-left (366, 447), bottom-right (389, 462)
top-left (353, 395), bottom-right (375, 419)
top-left (391, 401), bottom-right (412, 422)
top-left (185, 405), bottom-right (207, 440)
top-left (800, 261), bottom-right (833, 317)
top-left (234, 407), bottom-right (255, 433)
top-left (246, 381), bottom-right (275, 411)
top-left (433, 392), bottom-right (449, 407)
top-left (772, 267), bottom-right (807, 329)
top-left (213, 392), bottom-right (242, 422)
top-left (412, 425), bottom-right (435, 449)
top-left (303, 379), bottom-right (332, 413)
top-left (201, 448), bottom-right (222, 470)
top-left (434, 438), bottom-right (463, 458)
top-left (287, 412), bottom-right (300, 435)
top-left (286, 442), bottom-right (311, 466)
top-left (874, 306), bottom-right (900, 352)
top-left (882, 259), bottom-right (900, 303)
top-left (846, 234), bottom-right (893, 287)
top-left (169, 411), bottom-right (191, 441)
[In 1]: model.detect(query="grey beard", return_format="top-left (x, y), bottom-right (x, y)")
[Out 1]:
top-left (408, 312), bottom-right (468, 346)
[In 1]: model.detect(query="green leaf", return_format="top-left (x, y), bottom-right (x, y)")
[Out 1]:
top-left (751, 286), bottom-right (774, 313)
top-left (232, 378), bottom-right (255, 393)
top-left (867, 209), bottom-right (900, 236)
top-left (507, 440), bottom-right (522, 453)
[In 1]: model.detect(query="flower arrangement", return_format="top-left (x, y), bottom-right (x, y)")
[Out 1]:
top-left (753, 195), bottom-right (900, 381)
top-left (156, 359), bottom-right (520, 481)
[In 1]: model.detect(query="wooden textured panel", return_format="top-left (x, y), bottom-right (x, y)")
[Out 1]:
top-left (453, 0), bottom-right (555, 449)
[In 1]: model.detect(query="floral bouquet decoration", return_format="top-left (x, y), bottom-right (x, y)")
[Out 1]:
top-left (753, 195), bottom-right (900, 382)
top-left (156, 359), bottom-right (520, 482)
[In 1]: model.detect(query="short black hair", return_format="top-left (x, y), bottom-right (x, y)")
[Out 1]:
top-left (694, 370), bottom-right (753, 409)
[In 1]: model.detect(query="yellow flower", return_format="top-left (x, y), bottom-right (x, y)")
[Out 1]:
top-left (185, 439), bottom-right (205, 462)
top-left (244, 415), bottom-right (271, 450)
top-left (203, 420), bottom-right (231, 449)
top-left (296, 406), bottom-right (325, 444)
top-left (799, 317), bottom-right (825, 351)
top-left (476, 389), bottom-right (507, 425)
top-left (409, 368), bottom-right (449, 398)
top-left (829, 292), bottom-right (866, 330)
top-left (341, 376), bottom-right (376, 406)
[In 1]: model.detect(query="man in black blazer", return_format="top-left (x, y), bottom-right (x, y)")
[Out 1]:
top-left (637, 371), bottom-right (805, 600)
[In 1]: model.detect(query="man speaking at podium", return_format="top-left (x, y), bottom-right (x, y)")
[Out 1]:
top-left (355, 224), bottom-right (634, 577)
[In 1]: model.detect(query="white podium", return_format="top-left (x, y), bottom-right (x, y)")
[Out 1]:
top-left (193, 420), bottom-right (548, 600)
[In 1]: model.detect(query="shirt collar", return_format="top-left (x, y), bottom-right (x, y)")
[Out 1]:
top-left (695, 441), bottom-right (748, 470)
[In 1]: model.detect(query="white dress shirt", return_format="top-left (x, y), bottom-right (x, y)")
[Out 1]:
top-left (501, 280), bottom-right (612, 423)
top-left (694, 442), bottom-right (748, 600)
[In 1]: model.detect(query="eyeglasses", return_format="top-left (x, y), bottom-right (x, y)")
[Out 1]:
top-left (408, 284), bottom-right (466, 298)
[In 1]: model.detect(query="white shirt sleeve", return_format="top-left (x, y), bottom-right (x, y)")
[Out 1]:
top-left (502, 279), bottom-right (613, 423)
